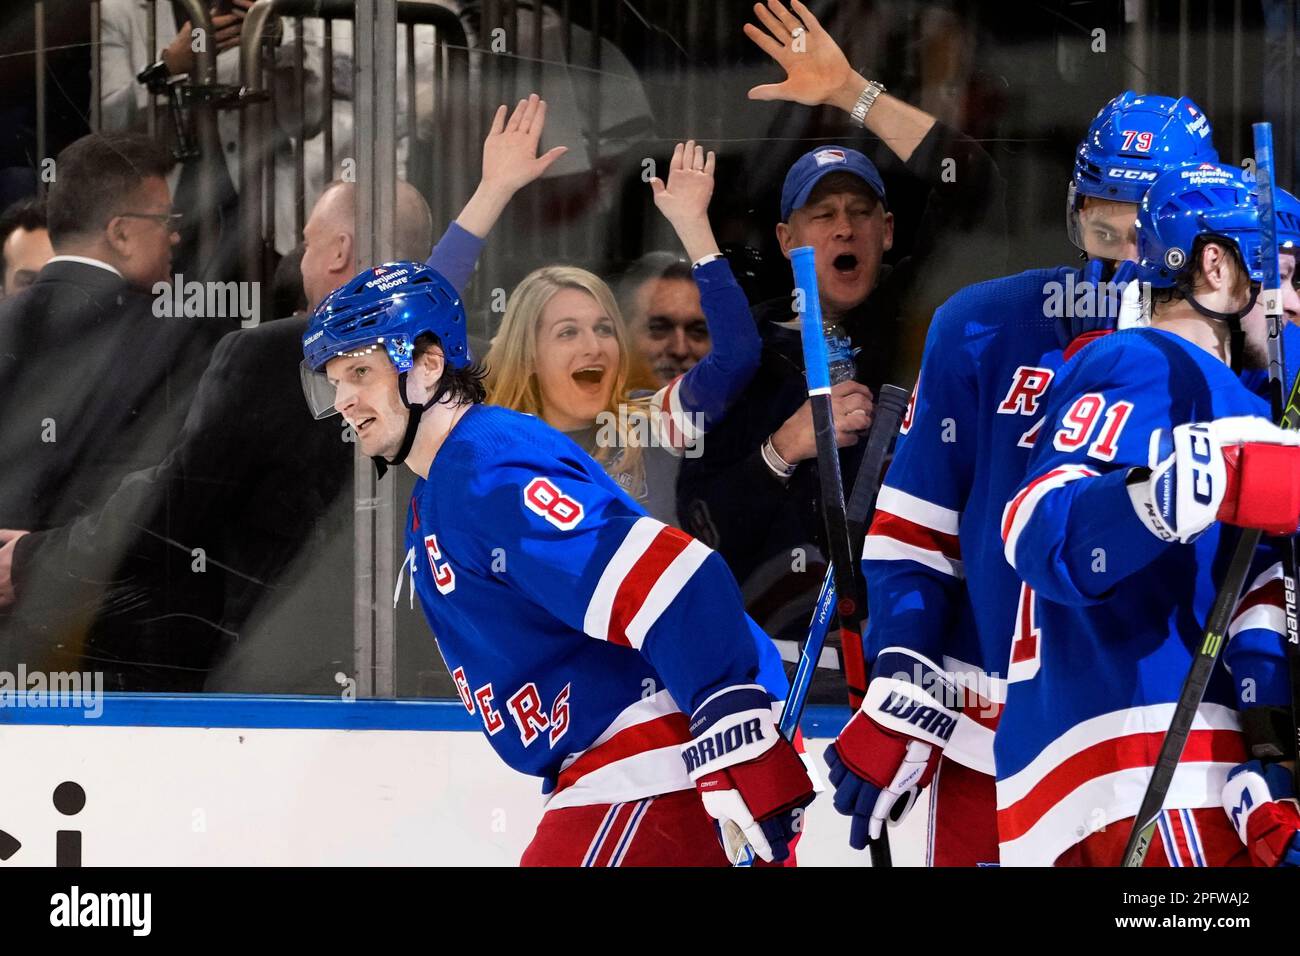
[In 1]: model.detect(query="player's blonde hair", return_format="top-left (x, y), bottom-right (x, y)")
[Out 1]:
top-left (486, 266), bottom-right (655, 480)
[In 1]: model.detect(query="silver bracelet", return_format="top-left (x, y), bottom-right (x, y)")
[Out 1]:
top-left (850, 80), bottom-right (887, 128)
top-left (761, 436), bottom-right (797, 479)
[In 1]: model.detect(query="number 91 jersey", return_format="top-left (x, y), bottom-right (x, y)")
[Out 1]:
top-left (996, 327), bottom-right (1285, 864)
top-left (400, 404), bottom-right (788, 810)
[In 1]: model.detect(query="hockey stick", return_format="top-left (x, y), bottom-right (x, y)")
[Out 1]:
top-left (778, 382), bottom-right (910, 742)
top-left (1253, 123), bottom-right (1300, 796)
top-left (1122, 125), bottom-right (1300, 865)
top-left (790, 246), bottom-right (871, 712)
top-left (729, 385), bottom-right (907, 869)
top-left (791, 245), bottom-right (891, 867)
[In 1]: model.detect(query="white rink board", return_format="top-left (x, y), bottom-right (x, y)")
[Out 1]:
top-left (0, 724), bottom-right (928, 866)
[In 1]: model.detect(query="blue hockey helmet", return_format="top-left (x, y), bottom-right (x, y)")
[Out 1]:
top-left (1277, 186), bottom-right (1300, 252)
top-left (1134, 163), bottom-right (1263, 288)
top-left (1068, 92), bottom-right (1219, 252)
top-left (301, 261), bottom-right (473, 477)
top-left (300, 261), bottom-right (471, 420)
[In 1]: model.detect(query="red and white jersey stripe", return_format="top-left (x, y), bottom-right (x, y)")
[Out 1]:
top-left (1228, 561), bottom-right (1286, 641)
top-left (995, 702), bottom-right (1247, 865)
top-left (546, 689), bottom-right (693, 809)
top-left (1001, 464), bottom-right (1098, 565)
top-left (584, 517), bottom-right (712, 650)
top-left (941, 656), bottom-right (1006, 776)
top-left (863, 486), bottom-right (964, 578)
top-left (648, 376), bottom-right (704, 455)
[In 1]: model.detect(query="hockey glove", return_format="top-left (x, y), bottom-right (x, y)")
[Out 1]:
top-left (824, 648), bottom-right (957, 850)
top-left (682, 685), bottom-right (815, 864)
top-left (1128, 416), bottom-right (1300, 544)
top-left (1223, 760), bottom-right (1300, 867)
top-left (1054, 258), bottom-right (1144, 351)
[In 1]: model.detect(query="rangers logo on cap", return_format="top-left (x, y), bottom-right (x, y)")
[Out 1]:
top-left (814, 148), bottom-right (847, 167)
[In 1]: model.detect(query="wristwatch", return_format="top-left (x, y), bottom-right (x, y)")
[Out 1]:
top-left (850, 80), bottom-right (887, 128)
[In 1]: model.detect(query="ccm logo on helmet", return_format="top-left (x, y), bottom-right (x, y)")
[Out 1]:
top-left (1107, 168), bottom-right (1159, 182)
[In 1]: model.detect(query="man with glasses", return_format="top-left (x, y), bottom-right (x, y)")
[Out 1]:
top-left (0, 132), bottom-right (228, 537)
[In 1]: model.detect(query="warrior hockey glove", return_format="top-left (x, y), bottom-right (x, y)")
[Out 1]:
top-left (1128, 416), bottom-right (1300, 544)
top-left (1223, 760), bottom-right (1300, 867)
top-left (824, 648), bottom-right (957, 850)
top-left (1054, 258), bottom-right (1144, 352)
top-left (682, 685), bottom-right (815, 864)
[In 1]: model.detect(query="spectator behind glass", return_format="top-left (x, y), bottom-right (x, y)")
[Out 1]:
top-left (486, 141), bottom-right (761, 526)
top-left (678, 2), bottom-right (1005, 688)
top-left (618, 252), bottom-right (712, 388)
top-left (0, 198), bottom-right (53, 296)
top-left (272, 242), bottom-right (310, 318)
top-left (0, 130), bottom-right (227, 538)
top-left (99, 0), bottom-right (325, 273)
top-left (0, 98), bottom-right (563, 693)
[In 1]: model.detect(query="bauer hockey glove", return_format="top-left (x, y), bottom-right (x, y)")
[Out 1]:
top-left (1128, 416), bottom-right (1300, 544)
top-left (682, 685), bottom-right (815, 864)
top-left (1223, 760), bottom-right (1300, 867)
top-left (824, 648), bottom-right (957, 851)
top-left (1054, 258), bottom-right (1144, 352)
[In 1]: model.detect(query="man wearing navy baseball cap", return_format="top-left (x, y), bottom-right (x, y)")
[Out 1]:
top-left (678, 1), bottom-right (1005, 706)
top-left (776, 144), bottom-right (893, 319)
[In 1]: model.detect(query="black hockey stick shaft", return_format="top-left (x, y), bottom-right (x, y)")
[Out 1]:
top-left (780, 384), bottom-right (910, 740)
top-left (792, 246), bottom-right (890, 868)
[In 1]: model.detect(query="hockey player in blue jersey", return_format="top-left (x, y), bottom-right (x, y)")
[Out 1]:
top-left (824, 92), bottom-right (1221, 865)
top-left (300, 262), bottom-right (814, 866)
top-left (999, 162), bottom-right (1300, 866)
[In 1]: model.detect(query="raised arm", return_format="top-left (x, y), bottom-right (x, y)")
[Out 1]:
top-left (644, 142), bottom-right (761, 438)
top-left (744, 0), bottom-right (933, 163)
top-left (427, 94), bottom-right (568, 293)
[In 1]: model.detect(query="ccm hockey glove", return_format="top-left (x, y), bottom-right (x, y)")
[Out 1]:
top-left (1223, 760), bottom-right (1300, 867)
top-left (824, 648), bottom-right (958, 850)
top-left (682, 685), bottom-right (815, 864)
top-left (1128, 416), bottom-right (1300, 544)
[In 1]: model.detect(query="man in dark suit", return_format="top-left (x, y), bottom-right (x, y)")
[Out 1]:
top-left (0, 132), bottom-right (229, 532)
top-left (0, 132), bottom-right (231, 687)
top-left (0, 96), bottom-right (563, 691)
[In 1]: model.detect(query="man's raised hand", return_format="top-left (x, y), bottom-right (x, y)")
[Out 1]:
top-left (744, 0), bottom-right (856, 108)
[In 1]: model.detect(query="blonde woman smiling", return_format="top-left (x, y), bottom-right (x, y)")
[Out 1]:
top-left (486, 142), bottom-right (761, 525)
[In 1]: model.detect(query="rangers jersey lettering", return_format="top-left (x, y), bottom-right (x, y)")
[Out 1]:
top-left (998, 328), bottom-right (1292, 864)
top-left (862, 267), bottom-right (1075, 773)
top-left (400, 404), bottom-right (787, 809)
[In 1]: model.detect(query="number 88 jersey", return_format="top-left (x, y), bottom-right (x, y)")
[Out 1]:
top-left (400, 403), bottom-right (788, 810)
